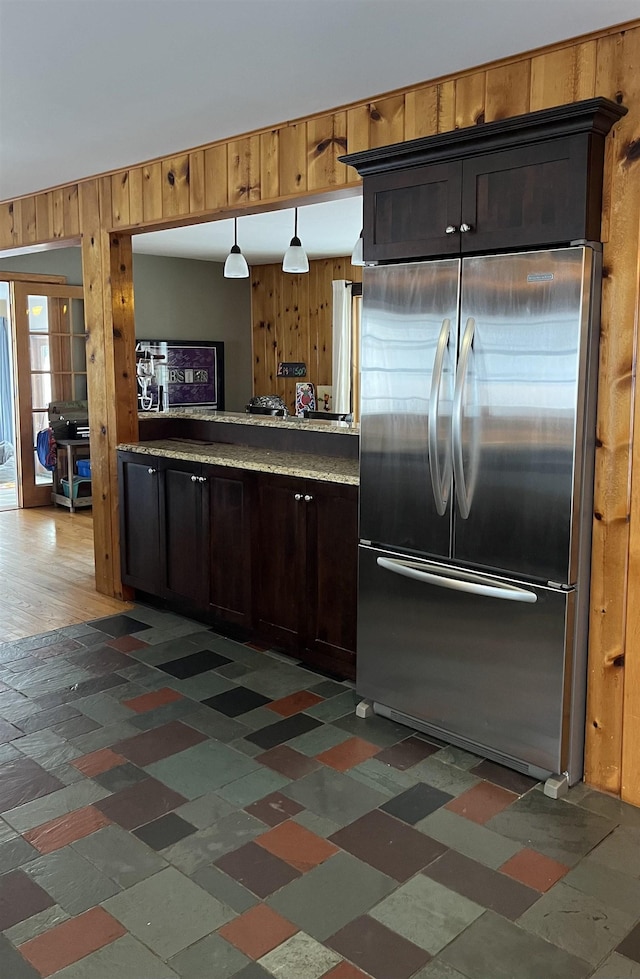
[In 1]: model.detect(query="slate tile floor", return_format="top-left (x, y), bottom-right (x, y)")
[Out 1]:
top-left (1, 607), bottom-right (640, 978)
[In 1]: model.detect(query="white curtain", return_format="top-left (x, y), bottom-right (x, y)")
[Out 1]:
top-left (332, 280), bottom-right (352, 414)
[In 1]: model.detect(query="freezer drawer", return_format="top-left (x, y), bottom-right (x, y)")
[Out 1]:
top-left (357, 545), bottom-right (575, 776)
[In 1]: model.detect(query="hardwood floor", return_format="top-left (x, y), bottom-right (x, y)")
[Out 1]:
top-left (0, 506), bottom-right (133, 642)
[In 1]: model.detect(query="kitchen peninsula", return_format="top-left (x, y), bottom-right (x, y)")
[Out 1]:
top-left (117, 411), bottom-right (359, 678)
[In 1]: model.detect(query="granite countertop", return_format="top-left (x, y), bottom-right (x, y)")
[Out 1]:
top-left (138, 409), bottom-right (359, 436)
top-left (118, 439), bottom-right (359, 485)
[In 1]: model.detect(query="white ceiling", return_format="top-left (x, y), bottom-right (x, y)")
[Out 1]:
top-left (1, 0), bottom-right (637, 263)
top-left (133, 196), bottom-right (364, 264)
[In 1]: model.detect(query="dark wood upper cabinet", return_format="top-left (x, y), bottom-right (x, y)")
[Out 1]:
top-left (341, 98), bottom-right (626, 262)
top-left (365, 161), bottom-right (463, 260)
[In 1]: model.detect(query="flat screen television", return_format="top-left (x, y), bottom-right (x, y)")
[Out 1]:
top-left (135, 340), bottom-right (224, 412)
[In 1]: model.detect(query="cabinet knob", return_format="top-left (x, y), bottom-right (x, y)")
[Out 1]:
top-left (294, 493), bottom-right (303, 501)
top-left (445, 225), bottom-right (458, 235)
top-left (147, 467), bottom-right (157, 474)
top-left (460, 223), bottom-right (473, 233)
top-left (190, 474), bottom-right (198, 482)
top-left (304, 494), bottom-right (313, 503)
top-left (198, 476), bottom-right (207, 483)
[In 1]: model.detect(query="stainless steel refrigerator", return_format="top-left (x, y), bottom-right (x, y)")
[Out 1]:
top-left (357, 246), bottom-right (601, 790)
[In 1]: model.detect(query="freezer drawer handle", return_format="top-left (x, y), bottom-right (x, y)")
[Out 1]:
top-left (376, 556), bottom-right (538, 603)
top-left (452, 316), bottom-right (477, 520)
top-left (428, 317), bottom-right (452, 516)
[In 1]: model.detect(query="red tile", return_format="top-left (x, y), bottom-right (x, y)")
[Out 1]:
top-left (114, 721), bottom-right (207, 766)
top-left (71, 747), bottom-right (126, 777)
top-left (218, 903), bottom-right (297, 959)
top-left (122, 687), bottom-right (184, 713)
top-left (328, 916), bottom-right (430, 979)
top-left (257, 745), bottom-right (320, 780)
top-left (256, 820), bottom-right (338, 872)
top-left (245, 791), bottom-right (305, 827)
top-left (499, 848), bottom-right (570, 892)
top-left (19, 906), bottom-right (126, 976)
top-left (322, 963), bottom-right (372, 979)
top-left (444, 781), bottom-right (518, 824)
top-left (93, 776), bottom-right (187, 830)
top-left (105, 634), bottom-right (148, 652)
top-left (0, 871), bottom-right (54, 932)
top-left (375, 737), bottom-right (440, 771)
top-left (24, 806), bottom-right (111, 854)
top-left (267, 690), bottom-right (324, 717)
top-left (316, 737), bottom-right (381, 772)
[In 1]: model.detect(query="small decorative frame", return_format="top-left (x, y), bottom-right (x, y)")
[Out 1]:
top-left (295, 382), bottom-right (316, 416)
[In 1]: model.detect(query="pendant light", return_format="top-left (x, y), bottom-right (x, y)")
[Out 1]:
top-left (282, 207), bottom-right (309, 273)
top-left (224, 217), bottom-right (249, 278)
top-left (351, 228), bottom-right (364, 266)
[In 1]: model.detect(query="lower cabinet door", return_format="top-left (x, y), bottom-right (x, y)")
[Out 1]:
top-left (118, 453), bottom-right (162, 594)
top-left (160, 459), bottom-right (207, 608)
top-left (254, 474), bottom-right (305, 650)
top-left (303, 480), bottom-right (358, 679)
top-left (206, 466), bottom-right (253, 629)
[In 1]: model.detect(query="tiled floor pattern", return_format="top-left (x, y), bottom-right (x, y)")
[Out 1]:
top-left (0, 606), bottom-right (640, 978)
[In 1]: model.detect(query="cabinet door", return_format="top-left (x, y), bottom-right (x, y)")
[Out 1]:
top-left (363, 161), bottom-right (462, 261)
top-left (206, 465), bottom-right (253, 630)
top-left (254, 474), bottom-right (305, 651)
top-left (160, 459), bottom-right (207, 608)
top-left (118, 453), bottom-right (161, 594)
top-left (460, 135), bottom-right (593, 254)
top-left (303, 480), bottom-right (358, 679)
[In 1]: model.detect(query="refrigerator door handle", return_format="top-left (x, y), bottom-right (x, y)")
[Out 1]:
top-left (428, 317), bottom-right (452, 516)
top-left (376, 556), bottom-right (538, 603)
top-left (452, 316), bottom-right (476, 519)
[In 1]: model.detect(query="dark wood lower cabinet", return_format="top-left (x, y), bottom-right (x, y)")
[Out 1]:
top-left (118, 452), bottom-right (357, 679)
top-left (254, 473), bottom-right (358, 678)
top-left (161, 459), bottom-right (207, 609)
top-left (118, 453), bottom-right (162, 594)
top-left (254, 474), bottom-right (304, 649)
top-left (304, 480), bottom-right (358, 678)
top-left (207, 468), bottom-right (253, 629)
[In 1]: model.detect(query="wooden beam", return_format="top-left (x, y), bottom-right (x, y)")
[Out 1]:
top-left (80, 180), bottom-right (138, 599)
top-left (584, 27), bottom-right (640, 795)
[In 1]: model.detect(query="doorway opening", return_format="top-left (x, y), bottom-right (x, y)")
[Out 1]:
top-left (0, 274), bottom-right (85, 509)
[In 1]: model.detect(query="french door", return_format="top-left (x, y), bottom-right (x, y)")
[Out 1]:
top-left (12, 283), bottom-right (85, 507)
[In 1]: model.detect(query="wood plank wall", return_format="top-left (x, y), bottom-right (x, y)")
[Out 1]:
top-left (0, 20), bottom-right (639, 801)
top-left (251, 258), bottom-right (363, 413)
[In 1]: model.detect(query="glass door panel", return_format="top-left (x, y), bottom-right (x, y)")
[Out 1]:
top-left (13, 283), bottom-right (85, 508)
top-left (0, 281), bottom-right (19, 510)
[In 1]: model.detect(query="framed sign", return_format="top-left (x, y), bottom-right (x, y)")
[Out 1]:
top-left (277, 362), bottom-right (307, 378)
top-left (136, 340), bottom-right (225, 411)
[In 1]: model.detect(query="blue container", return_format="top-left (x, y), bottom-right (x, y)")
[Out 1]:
top-left (61, 476), bottom-right (91, 499)
top-left (76, 459), bottom-right (91, 478)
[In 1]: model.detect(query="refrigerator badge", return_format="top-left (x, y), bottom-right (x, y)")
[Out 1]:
top-left (527, 273), bottom-right (555, 282)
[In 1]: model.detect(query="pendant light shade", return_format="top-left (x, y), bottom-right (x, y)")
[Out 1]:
top-left (282, 208), bottom-right (309, 273)
top-left (351, 229), bottom-right (364, 266)
top-left (224, 218), bottom-right (249, 278)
